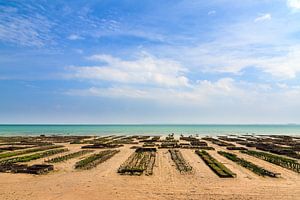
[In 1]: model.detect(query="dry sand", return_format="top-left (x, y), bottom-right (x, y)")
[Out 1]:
top-left (0, 143), bottom-right (299, 200)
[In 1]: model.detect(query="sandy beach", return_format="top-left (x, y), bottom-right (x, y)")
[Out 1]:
top-left (0, 141), bottom-right (299, 200)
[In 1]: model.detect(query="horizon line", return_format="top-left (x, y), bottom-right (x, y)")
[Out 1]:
top-left (0, 123), bottom-right (299, 126)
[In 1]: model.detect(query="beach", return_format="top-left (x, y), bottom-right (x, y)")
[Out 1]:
top-left (0, 135), bottom-right (299, 200)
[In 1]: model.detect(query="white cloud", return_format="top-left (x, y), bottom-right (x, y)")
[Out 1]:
top-left (68, 53), bottom-right (190, 87)
top-left (65, 53), bottom-right (254, 104)
top-left (208, 10), bottom-right (216, 16)
top-left (67, 86), bottom-right (150, 99)
top-left (67, 34), bottom-right (84, 40)
top-left (74, 49), bottom-right (84, 54)
top-left (152, 12), bottom-right (300, 80)
top-left (66, 76), bottom-right (264, 103)
top-left (66, 78), bottom-right (241, 103)
top-left (255, 46), bottom-right (300, 78)
top-left (64, 49), bottom-right (300, 123)
top-left (65, 77), bottom-right (300, 124)
top-left (0, 5), bottom-right (54, 46)
top-left (156, 41), bottom-right (300, 80)
top-left (254, 13), bottom-right (271, 22)
top-left (287, 0), bottom-right (300, 9)
top-left (196, 44), bottom-right (300, 79)
top-left (277, 83), bottom-right (289, 89)
top-left (66, 77), bottom-right (300, 113)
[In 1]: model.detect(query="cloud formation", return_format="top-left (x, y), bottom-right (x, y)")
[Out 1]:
top-left (66, 77), bottom-right (243, 103)
top-left (287, 0), bottom-right (300, 9)
top-left (65, 51), bottom-right (300, 110)
top-left (208, 10), bottom-right (216, 16)
top-left (0, 5), bottom-right (54, 46)
top-left (254, 13), bottom-right (271, 22)
top-left (176, 43), bottom-right (300, 79)
top-left (67, 34), bottom-right (84, 40)
top-left (68, 54), bottom-right (189, 87)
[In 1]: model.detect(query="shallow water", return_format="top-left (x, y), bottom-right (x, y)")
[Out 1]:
top-left (0, 124), bottom-right (300, 136)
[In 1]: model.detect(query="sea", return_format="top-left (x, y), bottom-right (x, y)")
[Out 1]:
top-left (0, 124), bottom-right (300, 136)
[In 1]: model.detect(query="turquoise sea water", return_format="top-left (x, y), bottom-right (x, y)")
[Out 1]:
top-left (0, 124), bottom-right (300, 136)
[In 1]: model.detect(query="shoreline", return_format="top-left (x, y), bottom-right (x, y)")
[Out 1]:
top-left (1, 124), bottom-right (300, 136)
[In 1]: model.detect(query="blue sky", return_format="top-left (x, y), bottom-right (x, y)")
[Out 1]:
top-left (1, 0), bottom-right (300, 124)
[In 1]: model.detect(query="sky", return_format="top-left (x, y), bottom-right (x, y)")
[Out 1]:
top-left (0, 0), bottom-right (300, 124)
